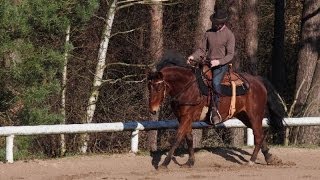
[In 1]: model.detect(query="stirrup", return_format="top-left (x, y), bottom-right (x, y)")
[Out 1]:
top-left (209, 109), bottom-right (222, 125)
top-left (209, 111), bottom-right (222, 125)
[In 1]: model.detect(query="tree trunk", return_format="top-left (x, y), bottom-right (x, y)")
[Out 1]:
top-left (228, 0), bottom-right (244, 146)
top-left (193, 0), bottom-right (216, 149)
top-left (229, 0), bottom-right (243, 71)
top-left (271, 0), bottom-right (286, 95)
top-left (294, 0), bottom-right (320, 145)
top-left (60, 25), bottom-right (70, 156)
top-left (79, 0), bottom-right (117, 154)
top-left (148, 1), bottom-right (163, 152)
top-left (244, 0), bottom-right (258, 75)
top-left (194, 0), bottom-right (216, 48)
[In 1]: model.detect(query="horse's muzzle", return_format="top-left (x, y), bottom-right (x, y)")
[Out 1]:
top-left (150, 110), bottom-right (157, 115)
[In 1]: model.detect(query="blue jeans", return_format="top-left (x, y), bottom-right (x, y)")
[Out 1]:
top-left (212, 65), bottom-right (228, 105)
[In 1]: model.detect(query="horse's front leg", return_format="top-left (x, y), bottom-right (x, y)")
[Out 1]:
top-left (181, 132), bottom-right (195, 168)
top-left (159, 118), bottom-right (191, 169)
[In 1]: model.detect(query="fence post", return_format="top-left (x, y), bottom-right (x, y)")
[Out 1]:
top-left (131, 130), bottom-right (139, 153)
top-left (6, 135), bottom-right (14, 163)
top-left (247, 128), bottom-right (254, 146)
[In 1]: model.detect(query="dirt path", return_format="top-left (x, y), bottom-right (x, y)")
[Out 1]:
top-left (1, 147), bottom-right (320, 180)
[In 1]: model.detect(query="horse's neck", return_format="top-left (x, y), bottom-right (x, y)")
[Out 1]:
top-left (162, 67), bottom-right (195, 96)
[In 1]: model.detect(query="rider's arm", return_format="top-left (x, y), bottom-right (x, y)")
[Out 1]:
top-left (191, 33), bottom-right (208, 61)
top-left (219, 31), bottom-right (235, 65)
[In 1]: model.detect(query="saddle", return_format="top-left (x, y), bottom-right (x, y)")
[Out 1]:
top-left (195, 64), bottom-right (249, 97)
top-left (195, 64), bottom-right (249, 120)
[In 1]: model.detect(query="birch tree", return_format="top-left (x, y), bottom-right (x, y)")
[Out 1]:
top-left (80, 0), bottom-right (118, 153)
top-left (79, 0), bottom-right (170, 154)
top-left (60, 25), bottom-right (70, 156)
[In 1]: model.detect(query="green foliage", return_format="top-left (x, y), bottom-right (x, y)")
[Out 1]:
top-left (11, 47), bottom-right (64, 86)
top-left (26, 0), bottom-right (70, 34)
top-left (0, 83), bottom-right (14, 112)
top-left (69, 0), bottom-right (99, 24)
top-left (21, 107), bottom-right (63, 125)
top-left (0, 0), bottom-right (99, 160)
top-left (0, 1), bottom-right (31, 41)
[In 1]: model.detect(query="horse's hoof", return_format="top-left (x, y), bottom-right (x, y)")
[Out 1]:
top-left (181, 161), bottom-right (194, 168)
top-left (157, 165), bottom-right (168, 171)
top-left (266, 155), bottom-right (283, 165)
top-left (247, 161), bottom-right (255, 166)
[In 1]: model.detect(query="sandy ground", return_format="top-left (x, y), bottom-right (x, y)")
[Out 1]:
top-left (0, 147), bottom-right (320, 180)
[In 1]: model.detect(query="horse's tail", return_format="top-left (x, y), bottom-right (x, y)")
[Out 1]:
top-left (261, 78), bottom-right (286, 133)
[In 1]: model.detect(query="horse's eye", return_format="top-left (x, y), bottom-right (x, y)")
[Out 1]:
top-left (155, 84), bottom-right (164, 92)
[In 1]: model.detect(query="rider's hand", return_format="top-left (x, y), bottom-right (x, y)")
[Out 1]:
top-left (187, 56), bottom-right (194, 64)
top-left (210, 60), bottom-right (220, 67)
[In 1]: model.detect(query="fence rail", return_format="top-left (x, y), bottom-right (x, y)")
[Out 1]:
top-left (1, 117), bottom-right (320, 163)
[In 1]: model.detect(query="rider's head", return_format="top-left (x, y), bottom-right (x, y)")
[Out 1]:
top-left (210, 9), bottom-right (228, 31)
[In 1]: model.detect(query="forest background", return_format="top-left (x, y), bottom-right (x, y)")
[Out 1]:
top-left (0, 0), bottom-right (319, 160)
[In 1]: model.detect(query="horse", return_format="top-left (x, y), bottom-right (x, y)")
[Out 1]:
top-left (147, 52), bottom-right (285, 169)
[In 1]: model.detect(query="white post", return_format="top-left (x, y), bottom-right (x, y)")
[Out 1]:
top-left (130, 130), bottom-right (139, 153)
top-left (6, 135), bottom-right (14, 163)
top-left (247, 128), bottom-right (254, 146)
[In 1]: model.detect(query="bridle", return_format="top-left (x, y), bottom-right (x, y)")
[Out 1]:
top-left (149, 64), bottom-right (212, 106)
top-left (152, 80), bottom-right (168, 99)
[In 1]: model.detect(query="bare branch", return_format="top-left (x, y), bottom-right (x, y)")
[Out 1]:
top-left (288, 78), bottom-right (306, 117)
top-left (93, 14), bottom-right (106, 22)
top-left (105, 62), bottom-right (155, 68)
top-left (275, 91), bottom-right (288, 113)
top-left (102, 75), bottom-right (146, 84)
top-left (110, 28), bottom-right (140, 38)
top-left (117, 0), bottom-right (172, 10)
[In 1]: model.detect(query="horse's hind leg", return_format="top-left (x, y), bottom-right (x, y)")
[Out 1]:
top-left (181, 132), bottom-right (195, 167)
top-left (261, 131), bottom-right (282, 165)
top-left (248, 121), bottom-right (264, 165)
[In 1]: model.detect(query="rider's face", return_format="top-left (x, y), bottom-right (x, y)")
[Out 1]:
top-left (212, 23), bottom-right (224, 31)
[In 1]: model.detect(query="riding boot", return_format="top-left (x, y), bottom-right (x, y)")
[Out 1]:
top-left (210, 105), bottom-right (222, 125)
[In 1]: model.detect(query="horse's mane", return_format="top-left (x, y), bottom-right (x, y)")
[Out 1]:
top-left (156, 50), bottom-right (189, 71)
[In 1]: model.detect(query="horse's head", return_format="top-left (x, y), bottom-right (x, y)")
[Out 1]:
top-left (147, 71), bottom-right (167, 114)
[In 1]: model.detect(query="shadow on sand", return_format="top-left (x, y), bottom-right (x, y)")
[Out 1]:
top-left (150, 147), bottom-right (252, 169)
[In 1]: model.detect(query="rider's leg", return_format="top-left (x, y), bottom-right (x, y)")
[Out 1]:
top-left (210, 65), bottom-right (228, 124)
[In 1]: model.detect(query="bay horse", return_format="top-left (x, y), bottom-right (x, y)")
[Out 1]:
top-left (147, 52), bottom-right (285, 169)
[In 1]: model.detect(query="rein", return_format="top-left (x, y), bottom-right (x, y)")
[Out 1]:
top-left (170, 67), bottom-right (211, 106)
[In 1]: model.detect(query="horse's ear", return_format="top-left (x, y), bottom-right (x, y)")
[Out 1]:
top-left (147, 71), bottom-right (163, 81)
top-left (145, 67), bottom-right (154, 80)
top-left (155, 71), bottom-right (163, 80)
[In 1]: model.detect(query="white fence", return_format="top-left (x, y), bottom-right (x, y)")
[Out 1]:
top-left (1, 117), bottom-right (320, 163)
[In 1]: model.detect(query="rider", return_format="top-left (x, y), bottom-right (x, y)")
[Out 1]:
top-left (187, 9), bottom-right (235, 125)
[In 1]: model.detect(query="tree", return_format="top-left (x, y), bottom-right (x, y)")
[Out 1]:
top-left (148, 0), bottom-right (164, 152)
top-left (60, 25), bottom-right (70, 156)
top-left (293, 0), bottom-right (320, 145)
top-left (80, 0), bottom-right (118, 153)
top-left (271, 0), bottom-right (286, 95)
top-left (192, 0), bottom-right (216, 149)
top-left (79, 0), bottom-right (170, 153)
top-left (228, 0), bottom-right (245, 146)
top-left (244, 0), bottom-right (258, 75)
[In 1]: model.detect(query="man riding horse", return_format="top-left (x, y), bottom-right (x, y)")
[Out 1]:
top-left (187, 9), bottom-right (235, 125)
